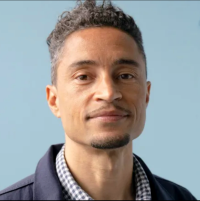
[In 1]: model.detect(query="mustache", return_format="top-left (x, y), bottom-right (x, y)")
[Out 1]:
top-left (86, 105), bottom-right (132, 120)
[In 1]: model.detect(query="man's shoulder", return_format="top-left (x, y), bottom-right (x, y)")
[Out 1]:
top-left (0, 174), bottom-right (34, 200)
top-left (153, 174), bottom-right (197, 200)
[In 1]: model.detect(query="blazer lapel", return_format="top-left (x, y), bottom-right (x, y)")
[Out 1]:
top-left (134, 154), bottom-right (174, 200)
top-left (33, 144), bottom-right (64, 200)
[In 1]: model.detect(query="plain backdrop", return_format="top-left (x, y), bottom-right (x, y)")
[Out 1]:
top-left (0, 1), bottom-right (199, 199)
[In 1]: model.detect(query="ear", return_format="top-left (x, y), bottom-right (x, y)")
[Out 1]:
top-left (146, 81), bottom-right (151, 108)
top-left (46, 85), bottom-right (61, 118)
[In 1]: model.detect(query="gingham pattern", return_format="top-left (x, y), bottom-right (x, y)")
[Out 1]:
top-left (56, 145), bottom-right (152, 200)
top-left (134, 155), bottom-right (152, 200)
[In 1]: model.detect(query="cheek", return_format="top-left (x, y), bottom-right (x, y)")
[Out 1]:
top-left (126, 84), bottom-right (147, 122)
top-left (60, 86), bottom-right (87, 123)
top-left (135, 88), bottom-right (147, 129)
top-left (125, 83), bottom-right (146, 105)
top-left (59, 94), bottom-right (85, 139)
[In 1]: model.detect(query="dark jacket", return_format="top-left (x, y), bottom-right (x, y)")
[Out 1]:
top-left (0, 144), bottom-right (197, 200)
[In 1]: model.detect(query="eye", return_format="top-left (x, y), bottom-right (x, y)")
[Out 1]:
top-left (118, 74), bottom-right (134, 80)
top-left (76, 75), bottom-right (89, 81)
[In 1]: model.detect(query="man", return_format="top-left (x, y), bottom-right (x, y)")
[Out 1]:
top-left (0, 0), bottom-right (197, 200)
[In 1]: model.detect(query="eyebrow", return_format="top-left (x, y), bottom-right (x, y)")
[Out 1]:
top-left (113, 58), bottom-right (139, 68)
top-left (68, 58), bottom-right (140, 69)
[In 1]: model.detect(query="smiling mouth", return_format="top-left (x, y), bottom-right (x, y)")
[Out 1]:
top-left (89, 115), bottom-right (129, 122)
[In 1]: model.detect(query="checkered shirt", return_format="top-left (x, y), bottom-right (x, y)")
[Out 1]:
top-left (56, 145), bottom-right (152, 200)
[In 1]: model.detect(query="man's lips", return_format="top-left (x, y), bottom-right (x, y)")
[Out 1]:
top-left (93, 115), bottom-right (128, 119)
top-left (89, 111), bottom-right (129, 119)
top-left (89, 115), bottom-right (129, 123)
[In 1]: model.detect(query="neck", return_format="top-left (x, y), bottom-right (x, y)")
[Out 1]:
top-left (64, 136), bottom-right (135, 200)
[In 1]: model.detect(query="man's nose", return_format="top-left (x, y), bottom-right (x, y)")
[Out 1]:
top-left (93, 75), bottom-right (122, 103)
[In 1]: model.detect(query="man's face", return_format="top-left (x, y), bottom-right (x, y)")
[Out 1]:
top-left (47, 27), bottom-right (151, 149)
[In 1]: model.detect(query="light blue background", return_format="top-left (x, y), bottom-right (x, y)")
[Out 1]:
top-left (0, 1), bottom-right (199, 199)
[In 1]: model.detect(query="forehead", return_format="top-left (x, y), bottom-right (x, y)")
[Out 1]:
top-left (60, 27), bottom-right (144, 68)
top-left (58, 27), bottom-right (145, 74)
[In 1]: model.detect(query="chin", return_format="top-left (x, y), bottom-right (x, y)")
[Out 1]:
top-left (90, 132), bottom-right (131, 150)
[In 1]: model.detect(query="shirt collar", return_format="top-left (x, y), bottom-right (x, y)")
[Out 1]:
top-left (56, 145), bottom-right (92, 200)
top-left (56, 145), bottom-right (152, 200)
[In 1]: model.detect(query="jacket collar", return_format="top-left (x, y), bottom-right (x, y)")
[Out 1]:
top-left (33, 144), bottom-right (173, 200)
top-left (33, 144), bottom-right (64, 200)
top-left (135, 154), bottom-right (173, 200)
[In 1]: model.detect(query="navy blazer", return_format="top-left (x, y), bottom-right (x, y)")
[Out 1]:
top-left (0, 144), bottom-right (197, 200)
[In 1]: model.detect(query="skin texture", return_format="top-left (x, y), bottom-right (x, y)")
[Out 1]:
top-left (46, 27), bottom-right (151, 200)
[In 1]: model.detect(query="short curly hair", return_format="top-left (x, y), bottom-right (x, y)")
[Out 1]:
top-left (47, 0), bottom-right (147, 86)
